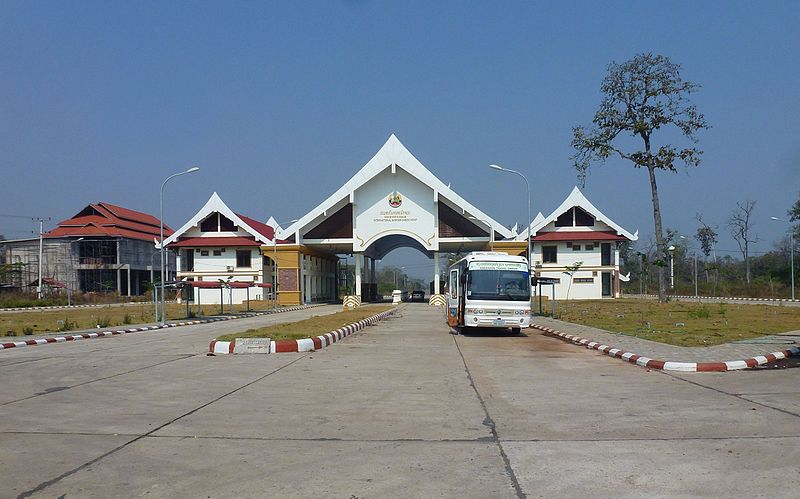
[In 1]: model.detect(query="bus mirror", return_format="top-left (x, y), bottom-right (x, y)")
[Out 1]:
top-left (530, 277), bottom-right (538, 286)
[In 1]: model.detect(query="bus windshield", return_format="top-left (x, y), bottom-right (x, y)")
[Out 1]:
top-left (467, 269), bottom-right (530, 301)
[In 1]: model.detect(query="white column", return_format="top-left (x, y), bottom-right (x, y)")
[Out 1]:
top-left (434, 252), bottom-right (440, 294)
top-left (355, 253), bottom-right (362, 298)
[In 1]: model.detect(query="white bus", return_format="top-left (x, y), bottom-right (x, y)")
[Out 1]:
top-left (446, 252), bottom-right (532, 333)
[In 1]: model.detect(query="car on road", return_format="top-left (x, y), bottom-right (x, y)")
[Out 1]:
top-left (411, 290), bottom-right (425, 302)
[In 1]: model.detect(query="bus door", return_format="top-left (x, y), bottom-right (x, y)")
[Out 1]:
top-left (447, 267), bottom-right (461, 327)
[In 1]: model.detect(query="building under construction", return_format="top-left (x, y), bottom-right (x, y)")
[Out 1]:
top-left (0, 202), bottom-right (175, 296)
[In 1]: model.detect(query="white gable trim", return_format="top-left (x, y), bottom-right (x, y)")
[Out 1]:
top-left (278, 134), bottom-right (512, 242)
top-left (161, 192), bottom-right (274, 247)
top-left (529, 186), bottom-right (638, 241)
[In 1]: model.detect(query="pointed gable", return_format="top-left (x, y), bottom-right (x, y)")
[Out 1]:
top-left (279, 134), bottom-right (511, 243)
top-left (161, 192), bottom-right (275, 248)
top-left (530, 186), bottom-right (637, 241)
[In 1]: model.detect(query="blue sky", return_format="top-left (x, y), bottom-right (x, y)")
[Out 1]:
top-left (1, 1), bottom-right (798, 278)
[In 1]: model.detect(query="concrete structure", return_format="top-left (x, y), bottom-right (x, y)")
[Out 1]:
top-left (529, 187), bottom-right (638, 299)
top-left (1, 203), bottom-right (173, 296)
top-left (161, 193), bottom-right (278, 305)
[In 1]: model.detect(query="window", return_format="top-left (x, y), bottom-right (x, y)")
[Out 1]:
top-left (601, 243), bottom-right (612, 266)
top-left (572, 244), bottom-right (582, 251)
top-left (200, 214), bottom-right (218, 232)
top-left (555, 210), bottom-right (572, 227)
top-left (574, 207), bottom-right (595, 226)
top-left (449, 269), bottom-right (458, 299)
top-left (542, 246), bottom-right (557, 263)
top-left (200, 250), bottom-right (209, 256)
top-left (213, 250), bottom-right (222, 256)
top-left (219, 214), bottom-right (236, 232)
top-left (236, 250), bottom-right (252, 268)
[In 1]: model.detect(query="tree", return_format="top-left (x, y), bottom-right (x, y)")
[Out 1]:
top-left (789, 193), bottom-right (800, 240)
top-left (728, 200), bottom-right (758, 285)
top-left (562, 261), bottom-right (583, 311)
top-left (694, 214), bottom-right (718, 284)
top-left (571, 53), bottom-right (708, 303)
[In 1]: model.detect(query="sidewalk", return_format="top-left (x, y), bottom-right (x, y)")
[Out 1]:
top-left (531, 316), bottom-right (800, 371)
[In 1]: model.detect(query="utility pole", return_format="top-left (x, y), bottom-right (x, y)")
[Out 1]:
top-left (34, 217), bottom-right (50, 300)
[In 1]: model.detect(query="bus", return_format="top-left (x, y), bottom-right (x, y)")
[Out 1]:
top-left (446, 251), bottom-right (532, 333)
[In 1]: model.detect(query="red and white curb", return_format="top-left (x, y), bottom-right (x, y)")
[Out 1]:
top-left (633, 294), bottom-right (799, 304)
top-left (0, 301), bottom-right (156, 313)
top-left (532, 324), bottom-right (800, 372)
top-left (209, 309), bottom-right (397, 354)
top-left (0, 305), bottom-right (319, 352)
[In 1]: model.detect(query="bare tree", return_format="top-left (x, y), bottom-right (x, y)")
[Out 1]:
top-left (571, 53), bottom-right (709, 303)
top-left (728, 200), bottom-right (758, 285)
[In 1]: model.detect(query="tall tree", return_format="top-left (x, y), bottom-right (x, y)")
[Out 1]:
top-left (571, 53), bottom-right (708, 302)
top-left (729, 200), bottom-right (758, 285)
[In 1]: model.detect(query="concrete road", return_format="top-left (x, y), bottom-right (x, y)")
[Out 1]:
top-left (1, 304), bottom-right (799, 498)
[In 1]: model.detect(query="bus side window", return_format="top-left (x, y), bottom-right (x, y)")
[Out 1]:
top-left (449, 269), bottom-right (458, 299)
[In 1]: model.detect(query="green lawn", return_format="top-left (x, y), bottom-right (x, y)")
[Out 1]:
top-left (216, 305), bottom-right (394, 342)
top-left (555, 299), bottom-right (800, 347)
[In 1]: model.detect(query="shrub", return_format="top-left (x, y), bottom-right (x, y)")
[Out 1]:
top-left (58, 319), bottom-right (77, 332)
top-left (688, 307), bottom-right (711, 319)
top-left (97, 316), bottom-right (112, 328)
top-left (22, 326), bottom-right (34, 335)
top-left (7, 330), bottom-right (17, 336)
top-left (122, 313), bottom-right (133, 325)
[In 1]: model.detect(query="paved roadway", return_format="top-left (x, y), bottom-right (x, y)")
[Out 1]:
top-left (1, 304), bottom-right (799, 498)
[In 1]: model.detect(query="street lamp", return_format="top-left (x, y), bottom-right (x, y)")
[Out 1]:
top-left (770, 216), bottom-right (795, 301)
top-left (160, 166), bottom-right (200, 325)
top-left (489, 164), bottom-right (531, 265)
top-left (668, 245), bottom-right (676, 289)
top-left (679, 235), bottom-right (698, 298)
top-left (469, 216), bottom-right (495, 250)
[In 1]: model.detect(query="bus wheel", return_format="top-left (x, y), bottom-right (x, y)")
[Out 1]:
top-left (511, 327), bottom-right (521, 335)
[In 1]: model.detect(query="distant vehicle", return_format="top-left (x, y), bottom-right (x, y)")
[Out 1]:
top-left (411, 290), bottom-right (425, 302)
top-left (446, 251), bottom-right (531, 333)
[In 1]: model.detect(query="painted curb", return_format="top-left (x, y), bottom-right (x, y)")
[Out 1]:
top-left (632, 294), bottom-right (799, 304)
top-left (0, 301), bottom-right (155, 313)
top-left (0, 305), bottom-right (321, 352)
top-left (209, 309), bottom-right (397, 355)
top-left (531, 324), bottom-right (800, 372)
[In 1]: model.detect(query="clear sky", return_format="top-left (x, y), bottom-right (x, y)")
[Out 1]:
top-left (2, 1), bottom-right (798, 278)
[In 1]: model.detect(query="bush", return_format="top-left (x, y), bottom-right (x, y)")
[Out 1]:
top-left (96, 316), bottom-right (112, 328)
top-left (58, 319), bottom-right (77, 332)
top-left (7, 330), bottom-right (17, 336)
top-left (22, 326), bottom-right (34, 335)
top-left (122, 313), bottom-right (133, 325)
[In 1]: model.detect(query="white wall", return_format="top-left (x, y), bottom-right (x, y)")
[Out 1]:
top-left (177, 246), bottom-right (266, 305)
top-left (532, 241), bottom-right (617, 300)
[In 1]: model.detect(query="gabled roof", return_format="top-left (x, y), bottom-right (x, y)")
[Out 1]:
top-left (45, 202), bottom-right (170, 242)
top-left (279, 134), bottom-right (512, 241)
top-left (161, 192), bottom-right (275, 248)
top-left (529, 186), bottom-right (638, 241)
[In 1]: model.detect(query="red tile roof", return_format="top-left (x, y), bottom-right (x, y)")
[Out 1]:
top-left (236, 213), bottom-right (275, 240)
top-left (45, 203), bottom-right (171, 242)
top-left (532, 231), bottom-right (628, 241)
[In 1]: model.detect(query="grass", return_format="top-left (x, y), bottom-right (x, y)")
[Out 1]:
top-left (556, 298), bottom-right (800, 347)
top-left (216, 305), bottom-right (394, 342)
top-left (0, 300), bottom-right (287, 337)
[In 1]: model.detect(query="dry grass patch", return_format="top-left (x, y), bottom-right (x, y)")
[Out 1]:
top-left (556, 299), bottom-right (800, 347)
top-left (1, 301), bottom-right (281, 337)
top-left (216, 305), bottom-right (395, 342)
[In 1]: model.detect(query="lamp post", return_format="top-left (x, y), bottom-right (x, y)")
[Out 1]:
top-left (468, 216), bottom-right (495, 250)
top-left (771, 216), bottom-right (795, 301)
top-left (668, 245), bottom-right (676, 290)
top-left (679, 235), bottom-right (698, 298)
top-left (489, 164), bottom-right (531, 266)
top-left (160, 167), bottom-right (200, 325)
